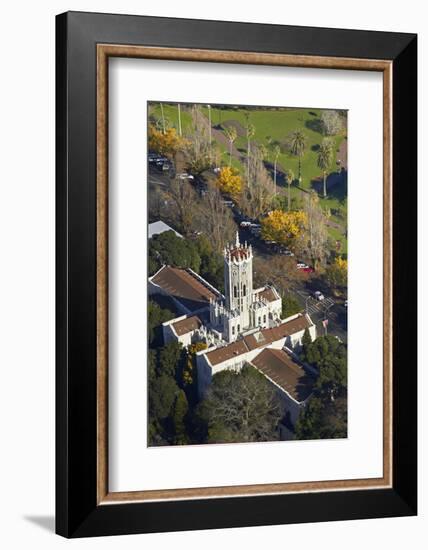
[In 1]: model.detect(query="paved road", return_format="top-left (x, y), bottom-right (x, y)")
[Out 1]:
top-left (237, 222), bottom-right (347, 343)
top-left (294, 288), bottom-right (347, 343)
top-left (148, 169), bottom-right (170, 188)
top-left (148, 164), bottom-right (348, 344)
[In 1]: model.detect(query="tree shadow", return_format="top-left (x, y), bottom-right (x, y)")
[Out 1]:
top-left (310, 168), bottom-right (347, 201)
top-left (305, 118), bottom-right (324, 134)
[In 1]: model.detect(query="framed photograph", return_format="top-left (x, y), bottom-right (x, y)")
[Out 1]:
top-left (56, 11), bottom-right (417, 538)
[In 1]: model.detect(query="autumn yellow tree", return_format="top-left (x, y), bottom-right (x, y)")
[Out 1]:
top-left (148, 125), bottom-right (187, 157)
top-left (216, 166), bottom-right (243, 198)
top-left (182, 341), bottom-right (207, 388)
top-left (261, 209), bottom-right (307, 249)
top-left (325, 256), bottom-right (347, 291)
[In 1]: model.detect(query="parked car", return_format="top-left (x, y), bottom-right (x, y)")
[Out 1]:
top-left (240, 221), bottom-right (252, 228)
top-left (148, 153), bottom-right (161, 164)
top-left (303, 266), bottom-right (315, 273)
top-left (296, 262), bottom-right (308, 269)
top-left (155, 157), bottom-right (169, 169)
top-left (313, 290), bottom-right (325, 300)
top-left (177, 172), bottom-right (194, 181)
top-left (278, 246), bottom-right (294, 256)
top-left (222, 200), bottom-right (234, 207)
top-left (344, 300), bottom-right (348, 308)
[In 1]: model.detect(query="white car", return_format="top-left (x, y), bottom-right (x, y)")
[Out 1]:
top-left (313, 291), bottom-right (325, 301)
top-left (296, 262), bottom-right (308, 269)
top-left (240, 221), bottom-right (252, 228)
top-left (177, 172), bottom-right (194, 180)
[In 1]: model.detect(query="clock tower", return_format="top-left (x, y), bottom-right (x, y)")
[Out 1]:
top-left (224, 232), bottom-right (254, 330)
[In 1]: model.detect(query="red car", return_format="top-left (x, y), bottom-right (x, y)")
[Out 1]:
top-left (302, 266), bottom-right (315, 273)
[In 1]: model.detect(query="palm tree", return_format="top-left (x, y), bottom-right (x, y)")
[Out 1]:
top-left (285, 168), bottom-right (294, 211)
top-left (177, 103), bottom-right (182, 136)
top-left (246, 122), bottom-right (256, 186)
top-left (272, 144), bottom-right (281, 195)
top-left (317, 139), bottom-right (333, 197)
top-left (288, 130), bottom-right (307, 184)
top-left (160, 102), bottom-right (166, 134)
top-left (224, 125), bottom-right (237, 167)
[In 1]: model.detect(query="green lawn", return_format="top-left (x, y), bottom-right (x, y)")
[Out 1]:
top-left (149, 102), bottom-right (193, 133)
top-left (148, 102), bottom-right (347, 248)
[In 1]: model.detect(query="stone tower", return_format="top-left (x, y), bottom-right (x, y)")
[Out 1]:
top-left (224, 232), bottom-right (254, 330)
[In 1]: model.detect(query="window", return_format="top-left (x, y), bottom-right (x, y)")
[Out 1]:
top-left (237, 324), bottom-right (240, 333)
top-left (232, 326), bottom-right (235, 335)
top-left (233, 285), bottom-right (237, 298)
top-left (263, 314), bottom-right (266, 324)
top-left (258, 317), bottom-right (261, 325)
top-left (243, 284), bottom-right (246, 296)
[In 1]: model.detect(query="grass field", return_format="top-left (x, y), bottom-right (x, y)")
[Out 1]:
top-left (149, 102), bottom-right (348, 251)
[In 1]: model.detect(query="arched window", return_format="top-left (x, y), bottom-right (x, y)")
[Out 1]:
top-left (243, 284), bottom-right (246, 296)
top-left (233, 285), bottom-right (237, 298)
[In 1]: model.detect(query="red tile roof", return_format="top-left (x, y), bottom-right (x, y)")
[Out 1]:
top-left (171, 315), bottom-right (202, 336)
top-left (244, 315), bottom-right (310, 351)
top-left (252, 348), bottom-right (314, 402)
top-left (257, 288), bottom-right (278, 303)
top-left (151, 266), bottom-right (218, 312)
top-left (205, 315), bottom-right (311, 366)
top-left (205, 340), bottom-right (249, 366)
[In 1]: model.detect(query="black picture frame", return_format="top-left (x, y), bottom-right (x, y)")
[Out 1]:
top-left (56, 10), bottom-right (417, 538)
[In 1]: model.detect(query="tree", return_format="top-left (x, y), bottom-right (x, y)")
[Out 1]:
top-left (245, 121), bottom-right (256, 186)
top-left (158, 341), bottom-right (184, 379)
top-left (198, 182), bottom-right (236, 253)
top-left (272, 144), bottom-right (281, 195)
top-left (303, 191), bottom-right (328, 269)
top-left (321, 110), bottom-right (343, 136)
top-left (198, 365), bottom-right (283, 443)
top-left (172, 390), bottom-right (189, 444)
top-left (148, 125), bottom-right (187, 157)
top-left (195, 235), bottom-right (224, 291)
top-left (288, 130), bottom-right (307, 184)
top-left (261, 209), bottom-right (307, 250)
top-left (148, 300), bottom-right (174, 346)
top-left (149, 374), bottom-right (178, 419)
top-left (185, 104), bottom-right (213, 174)
top-left (239, 145), bottom-right (275, 219)
top-left (303, 335), bottom-right (347, 399)
top-left (295, 335), bottom-right (347, 440)
top-left (295, 395), bottom-right (347, 439)
top-left (165, 178), bottom-right (198, 234)
top-left (284, 168), bottom-right (295, 211)
top-left (148, 231), bottom-right (201, 274)
top-left (325, 256), bottom-right (347, 291)
top-left (301, 327), bottom-right (313, 349)
top-left (216, 166), bottom-right (243, 198)
top-left (281, 293), bottom-right (302, 319)
top-left (224, 125), bottom-right (237, 167)
top-left (317, 138), bottom-right (333, 197)
top-left (177, 103), bottom-right (182, 136)
top-left (181, 341), bottom-right (207, 401)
